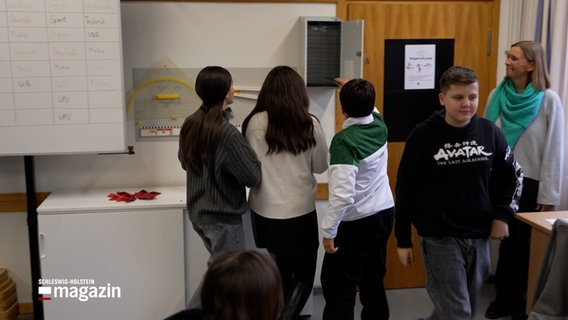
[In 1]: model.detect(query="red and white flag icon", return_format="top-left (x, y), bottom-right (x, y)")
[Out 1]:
top-left (38, 286), bottom-right (52, 300)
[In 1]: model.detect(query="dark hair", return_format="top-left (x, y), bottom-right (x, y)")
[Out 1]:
top-left (179, 66), bottom-right (232, 175)
top-left (242, 65), bottom-right (316, 155)
top-left (439, 66), bottom-right (478, 94)
top-left (509, 40), bottom-right (550, 91)
top-left (201, 250), bottom-right (284, 320)
top-left (339, 79), bottom-right (375, 117)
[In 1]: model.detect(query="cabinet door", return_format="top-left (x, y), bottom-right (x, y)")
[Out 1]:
top-left (38, 209), bottom-right (184, 320)
top-left (341, 19), bottom-right (364, 80)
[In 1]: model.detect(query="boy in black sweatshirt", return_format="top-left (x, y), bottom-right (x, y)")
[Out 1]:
top-left (394, 66), bottom-right (523, 320)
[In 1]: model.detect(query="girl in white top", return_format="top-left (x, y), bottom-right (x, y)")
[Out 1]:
top-left (243, 65), bottom-right (328, 319)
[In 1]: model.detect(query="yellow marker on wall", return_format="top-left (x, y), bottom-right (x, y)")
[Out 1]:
top-left (155, 93), bottom-right (180, 100)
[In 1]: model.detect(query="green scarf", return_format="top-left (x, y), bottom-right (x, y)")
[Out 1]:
top-left (485, 78), bottom-right (544, 148)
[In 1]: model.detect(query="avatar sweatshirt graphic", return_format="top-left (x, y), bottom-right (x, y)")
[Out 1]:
top-left (395, 110), bottom-right (523, 248)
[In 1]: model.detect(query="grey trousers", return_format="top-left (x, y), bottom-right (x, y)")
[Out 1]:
top-left (187, 221), bottom-right (246, 308)
top-left (419, 236), bottom-right (490, 320)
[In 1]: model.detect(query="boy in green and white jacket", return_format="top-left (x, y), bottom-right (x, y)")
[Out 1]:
top-left (320, 78), bottom-right (394, 320)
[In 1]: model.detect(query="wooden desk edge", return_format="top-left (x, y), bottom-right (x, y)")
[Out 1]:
top-left (516, 211), bottom-right (568, 235)
top-left (516, 211), bottom-right (568, 315)
top-left (0, 192), bottom-right (51, 213)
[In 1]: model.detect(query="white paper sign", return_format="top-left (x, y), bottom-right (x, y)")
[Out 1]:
top-left (404, 44), bottom-right (436, 90)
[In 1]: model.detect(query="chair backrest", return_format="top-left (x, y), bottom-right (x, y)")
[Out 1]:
top-left (280, 281), bottom-right (308, 320)
top-left (528, 218), bottom-right (568, 319)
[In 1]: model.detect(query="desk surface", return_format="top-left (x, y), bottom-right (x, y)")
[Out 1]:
top-left (516, 211), bottom-right (568, 235)
top-left (37, 186), bottom-right (186, 214)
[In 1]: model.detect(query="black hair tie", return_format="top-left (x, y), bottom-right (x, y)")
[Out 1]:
top-left (200, 105), bottom-right (209, 113)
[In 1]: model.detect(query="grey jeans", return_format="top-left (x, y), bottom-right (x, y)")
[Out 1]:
top-left (419, 236), bottom-right (490, 320)
top-left (187, 221), bottom-right (246, 308)
top-left (192, 221), bottom-right (245, 262)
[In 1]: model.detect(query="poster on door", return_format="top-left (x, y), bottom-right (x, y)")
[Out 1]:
top-left (383, 39), bottom-right (454, 142)
top-left (404, 44), bottom-right (436, 90)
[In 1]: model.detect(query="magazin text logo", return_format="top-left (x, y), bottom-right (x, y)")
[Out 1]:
top-left (38, 278), bottom-right (121, 302)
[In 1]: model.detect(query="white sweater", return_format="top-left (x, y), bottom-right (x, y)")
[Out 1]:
top-left (486, 89), bottom-right (565, 205)
top-left (245, 111), bottom-right (329, 219)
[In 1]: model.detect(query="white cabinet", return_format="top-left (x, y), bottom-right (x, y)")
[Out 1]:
top-left (37, 187), bottom-right (187, 320)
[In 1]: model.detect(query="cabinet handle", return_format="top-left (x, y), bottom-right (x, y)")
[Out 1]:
top-left (39, 232), bottom-right (46, 259)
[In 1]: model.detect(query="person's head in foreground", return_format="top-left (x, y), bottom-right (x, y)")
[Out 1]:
top-left (201, 250), bottom-right (284, 320)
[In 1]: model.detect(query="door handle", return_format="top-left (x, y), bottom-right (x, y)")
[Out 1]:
top-left (39, 232), bottom-right (46, 259)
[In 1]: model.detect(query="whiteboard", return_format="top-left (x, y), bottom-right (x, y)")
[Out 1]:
top-left (0, 0), bottom-right (126, 156)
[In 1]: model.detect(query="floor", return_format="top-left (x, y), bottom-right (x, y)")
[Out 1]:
top-left (308, 280), bottom-right (511, 320)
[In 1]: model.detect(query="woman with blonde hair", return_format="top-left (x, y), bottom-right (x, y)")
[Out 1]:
top-left (484, 41), bottom-right (565, 320)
